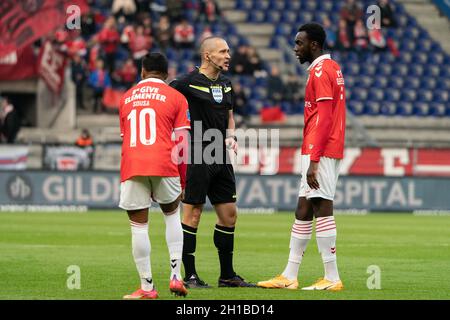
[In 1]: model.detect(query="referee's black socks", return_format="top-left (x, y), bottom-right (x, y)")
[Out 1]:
top-left (214, 224), bottom-right (236, 279)
top-left (182, 223), bottom-right (198, 279)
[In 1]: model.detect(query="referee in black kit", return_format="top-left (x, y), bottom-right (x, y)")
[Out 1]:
top-left (170, 37), bottom-right (255, 288)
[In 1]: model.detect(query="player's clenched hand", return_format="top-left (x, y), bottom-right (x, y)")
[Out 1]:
top-left (307, 161), bottom-right (320, 190)
top-left (225, 136), bottom-right (238, 154)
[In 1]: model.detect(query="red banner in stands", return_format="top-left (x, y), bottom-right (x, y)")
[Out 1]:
top-left (234, 147), bottom-right (450, 177)
top-left (0, 45), bottom-right (37, 80)
top-left (38, 41), bottom-right (66, 93)
top-left (0, 0), bottom-right (88, 59)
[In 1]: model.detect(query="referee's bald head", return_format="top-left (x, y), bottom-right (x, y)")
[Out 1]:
top-left (199, 37), bottom-right (228, 61)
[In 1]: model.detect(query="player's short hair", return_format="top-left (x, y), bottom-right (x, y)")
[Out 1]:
top-left (141, 53), bottom-right (168, 74)
top-left (298, 23), bottom-right (326, 48)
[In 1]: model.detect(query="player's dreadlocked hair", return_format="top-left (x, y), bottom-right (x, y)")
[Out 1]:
top-left (298, 23), bottom-right (326, 48)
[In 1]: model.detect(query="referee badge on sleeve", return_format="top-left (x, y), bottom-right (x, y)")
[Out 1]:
top-left (211, 85), bottom-right (223, 103)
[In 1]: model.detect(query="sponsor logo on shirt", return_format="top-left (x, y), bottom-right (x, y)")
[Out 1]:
top-left (336, 70), bottom-right (344, 85)
top-left (305, 101), bottom-right (312, 108)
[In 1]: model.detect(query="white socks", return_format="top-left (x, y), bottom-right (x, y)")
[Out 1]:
top-left (281, 216), bottom-right (340, 282)
top-left (316, 216), bottom-right (340, 282)
top-left (130, 221), bottom-right (153, 291)
top-left (282, 219), bottom-right (312, 280)
top-left (163, 206), bottom-right (183, 280)
top-left (129, 205), bottom-right (183, 291)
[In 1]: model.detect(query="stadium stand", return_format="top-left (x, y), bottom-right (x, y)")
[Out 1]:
top-left (2, 0), bottom-right (449, 169)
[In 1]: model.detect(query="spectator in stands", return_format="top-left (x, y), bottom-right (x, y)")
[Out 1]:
top-left (198, 0), bottom-right (221, 23)
top-left (88, 39), bottom-right (102, 72)
top-left (75, 129), bottom-right (94, 148)
top-left (353, 19), bottom-right (369, 51)
top-left (81, 11), bottom-right (97, 39)
top-left (247, 46), bottom-right (266, 78)
top-left (88, 59), bottom-right (112, 113)
top-left (284, 72), bottom-right (304, 105)
top-left (337, 19), bottom-right (351, 51)
top-left (129, 25), bottom-right (153, 69)
top-left (378, 0), bottom-right (397, 28)
top-left (166, 0), bottom-right (184, 23)
top-left (267, 65), bottom-right (285, 105)
top-left (118, 58), bottom-right (138, 89)
top-left (155, 15), bottom-right (173, 51)
top-left (173, 19), bottom-right (195, 49)
top-left (230, 45), bottom-right (251, 75)
top-left (0, 97), bottom-right (20, 144)
top-left (97, 17), bottom-right (120, 73)
top-left (67, 32), bottom-right (88, 58)
top-left (141, 14), bottom-right (154, 37)
top-left (71, 54), bottom-right (88, 110)
top-left (112, 0), bottom-right (137, 22)
top-left (232, 82), bottom-right (249, 127)
top-left (368, 22), bottom-right (387, 52)
top-left (340, 0), bottom-right (363, 44)
top-left (323, 17), bottom-right (337, 50)
top-left (199, 26), bottom-right (213, 45)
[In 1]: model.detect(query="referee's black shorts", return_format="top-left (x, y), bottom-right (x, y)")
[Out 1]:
top-left (183, 163), bottom-right (236, 205)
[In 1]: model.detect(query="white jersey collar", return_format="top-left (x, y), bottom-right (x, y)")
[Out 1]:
top-left (307, 54), bottom-right (331, 71)
top-left (138, 77), bottom-right (166, 85)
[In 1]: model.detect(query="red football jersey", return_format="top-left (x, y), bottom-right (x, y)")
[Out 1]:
top-left (302, 54), bottom-right (346, 161)
top-left (119, 78), bottom-right (190, 182)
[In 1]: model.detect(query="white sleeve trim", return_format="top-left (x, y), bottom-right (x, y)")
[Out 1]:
top-left (316, 97), bottom-right (333, 102)
top-left (174, 126), bottom-right (191, 131)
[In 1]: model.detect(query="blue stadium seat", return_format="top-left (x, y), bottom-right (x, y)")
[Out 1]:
top-left (385, 88), bottom-right (401, 102)
top-left (344, 75), bottom-right (355, 88)
top-left (318, 0), bottom-right (333, 12)
top-left (428, 53), bottom-right (445, 65)
top-left (416, 39), bottom-right (432, 52)
top-left (274, 23), bottom-right (291, 36)
top-left (388, 77), bottom-right (404, 90)
top-left (268, 0), bottom-right (285, 10)
top-left (417, 90), bottom-right (433, 103)
top-left (414, 102), bottom-right (431, 116)
top-left (296, 11), bottom-right (313, 24)
top-left (404, 77), bottom-right (420, 89)
top-left (373, 77), bottom-right (388, 88)
top-left (251, 0), bottom-right (269, 10)
top-left (436, 79), bottom-right (450, 91)
top-left (421, 78), bottom-right (437, 90)
top-left (409, 65), bottom-right (424, 77)
top-left (433, 90), bottom-right (449, 103)
top-left (303, 1), bottom-right (317, 11)
top-left (399, 40), bottom-right (416, 52)
top-left (348, 100), bottom-right (365, 115)
top-left (265, 11), bottom-right (281, 23)
top-left (411, 52), bottom-right (428, 65)
top-left (377, 64), bottom-right (392, 77)
top-left (402, 89), bottom-right (418, 102)
top-left (404, 27), bottom-right (420, 40)
top-left (423, 65), bottom-right (440, 78)
top-left (360, 75), bottom-right (374, 87)
top-left (352, 88), bottom-right (368, 101)
top-left (366, 101), bottom-right (381, 115)
top-left (368, 88), bottom-right (384, 101)
top-left (248, 10), bottom-right (265, 23)
top-left (397, 102), bottom-right (414, 116)
top-left (392, 64), bottom-right (409, 77)
top-left (360, 64), bottom-right (376, 76)
top-left (235, 0), bottom-right (251, 10)
top-left (429, 103), bottom-right (447, 117)
top-left (285, 1), bottom-right (301, 11)
top-left (280, 11), bottom-right (297, 24)
top-left (345, 63), bottom-right (360, 76)
top-left (380, 102), bottom-right (398, 115)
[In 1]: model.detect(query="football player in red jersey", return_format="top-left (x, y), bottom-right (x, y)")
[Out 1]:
top-left (119, 53), bottom-right (190, 299)
top-left (258, 23), bottom-right (346, 291)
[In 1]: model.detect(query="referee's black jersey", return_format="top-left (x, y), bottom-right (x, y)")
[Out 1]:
top-left (170, 68), bottom-right (234, 145)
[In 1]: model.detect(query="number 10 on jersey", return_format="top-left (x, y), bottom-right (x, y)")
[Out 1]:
top-left (127, 108), bottom-right (157, 147)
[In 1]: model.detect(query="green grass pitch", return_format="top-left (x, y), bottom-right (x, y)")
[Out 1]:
top-left (0, 211), bottom-right (449, 300)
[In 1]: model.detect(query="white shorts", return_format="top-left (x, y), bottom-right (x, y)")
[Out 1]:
top-left (298, 155), bottom-right (342, 201)
top-left (119, 176), bottom-right (181, 210)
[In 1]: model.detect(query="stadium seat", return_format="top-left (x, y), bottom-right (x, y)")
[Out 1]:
top-left (268, 0), bottom-right (285, 10)
top-left (404, 77), bottom-right (420, 89)
top-left (429, 103), bottom-right (447, 117)
top-left (348, 100), bottom-right (364, 115)
top-left (248, 10), bottom-right (265, 23)
top-left (285, 1), bottom-right (301, 11)
top-left (421, 78), bottom-right (437, 90)
top-left (433, 90), bottom-right (449, 103)
top-left (280, 11), bottom-right (297, 24)
top-left (417, 90), bottom-right (433, 103)
top-left (414, 102), bottom-right (431, 116)
top-left (377, 64), bottom-right (392, 77)
top-left (368, 88), bottom-right (384, 101)
top-left (423, 65), bottom-right (440, 78)
top-left (402, 89), bottom-right (418, 102)
top-left (388, 77), bottom-right (404, 90)
top-left (385, 88), bottom-right (401, 102)
top-left (409, 65), bottom-right (424, 77)
top-left (380, 102), bottom-right (398, 115)
top-left (352, 88), bottom-right (368, 101)
top-left (397, 102), bottom-right (414, 116)
top-left (366, 101), bottom-right (381, 115)
top-left (265, 11), bottom-right (281, 24)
